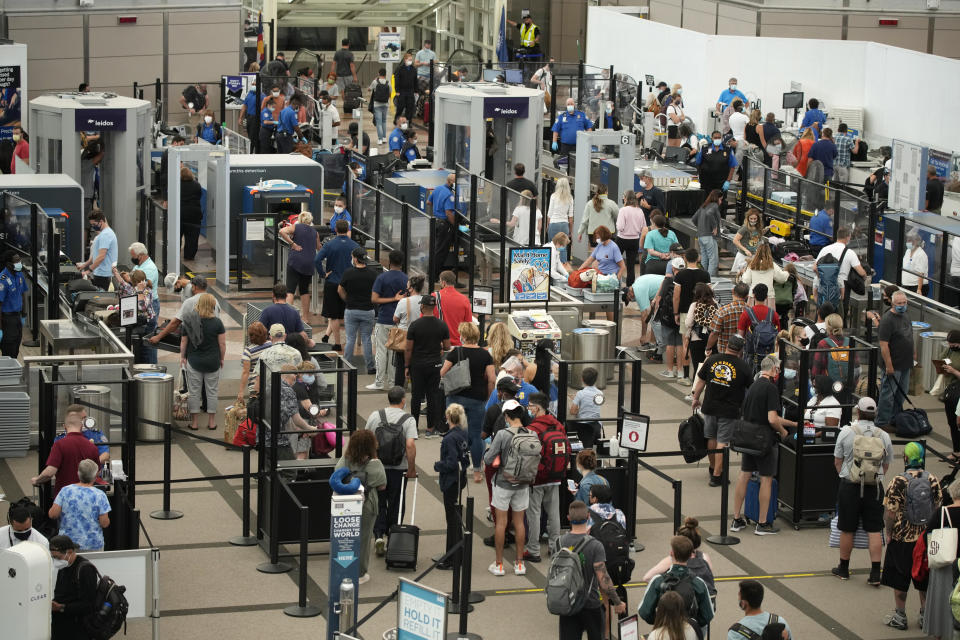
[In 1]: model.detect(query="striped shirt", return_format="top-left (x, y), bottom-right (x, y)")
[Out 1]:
top-left (709, 300), bottom-right (747, 354)
top-left (241, 340), bottom-right (273, 394)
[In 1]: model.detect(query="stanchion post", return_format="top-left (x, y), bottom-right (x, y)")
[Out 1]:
top-left (150, 423), bottom-right (183, 520)
top-left (672, 480), bottom-right (682, 534)
top-left (706, 446), bottom-right (740, 546)
top-left (230, 444), bottom-right (258, 546)
top-left (284, 504), bottom-right (322, 617)
top-left (448, 496), bottom-right (482, 640)
top-left (259, 371), bottom-right (293, 573)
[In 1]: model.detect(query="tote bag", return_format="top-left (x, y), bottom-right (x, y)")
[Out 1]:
top-left (929, 507), bottom-right (959, 570)
top-left (386, 297), bottom-right (411, 352)
top-left (441, 347), bottom-right (472, 396)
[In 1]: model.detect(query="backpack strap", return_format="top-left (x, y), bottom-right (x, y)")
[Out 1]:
top-left (728, 623), bottom-right (762, 640)
top-left (765, 307), bottom-right (774, 323)
top-left (838, 246), bottom-right (849, 272)
top-left (745, 306), bottom-right (759, 326)
top-left (379, 409), bottom-right (389, 430)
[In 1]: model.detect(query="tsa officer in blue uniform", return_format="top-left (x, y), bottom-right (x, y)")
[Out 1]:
top-left (426, 173), bottom-right (457, 282)
top-left (388, 116), bottom-right (409, 157)
top-left (241, 87), bottom-right (260, 152)
top-left (276, 95), bottom-right (303, 154)
top-left (259, 97), bottom-right (280, 154)
top-left (550, 97), bottom-right (592, 166)
top-left (0, 250), bottom-right (28, 358)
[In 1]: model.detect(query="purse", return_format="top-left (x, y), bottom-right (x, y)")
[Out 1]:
top-left (731, 420), bottom-right (773, 457)
top-left (441, 346), bottom-right (472, 396)
top-left (386, 297), bottom-right (411, 352)
top-left (929, 507), bottom-right (959, 569)
top-left (172, 369), bottom-right (190, 421)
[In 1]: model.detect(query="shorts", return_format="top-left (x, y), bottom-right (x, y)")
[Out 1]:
top-left (740, 445), bottom-right (778, 477)
top-left (667, 125), bottom-right (680, 140)
top-left (703, 415), bottom-right (736, 444)
top-left (836, 480), bottom-right (884, 533)
top-left (491, 484), bottom-right (530, 512)
top-left (662, 324), bottom-right (682, 346)
top-left (881, 539), bottom-right (927, 592)
top-left (322, 280), bottom-right (345, 319)
top-left (286, 266), bottom-right (312, 296)
top-left (291, 432), bottom-right (313, 454)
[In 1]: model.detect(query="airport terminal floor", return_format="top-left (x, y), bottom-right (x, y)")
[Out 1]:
top-left (1, 224), bottom-right (952, 640)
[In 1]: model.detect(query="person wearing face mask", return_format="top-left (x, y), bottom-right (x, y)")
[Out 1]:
top-left (716, 77), bottom-right (747, 121)
top-left (593, 101), bottom-right (622, 132)
top-left (400, 129), bottom-right (420, 163)
top-left (329, 196), bottom-right (352, 233)
top-left (316, 91), bottom-right (340, 149)
top-left (76, 210), bottom-right (117, 290)
top-left (664, 86), bottom-right (685, 147)
top-left (323, 73), bottom-right (341, 102)
top-left (261, 84), bottom-right (285, 110)
top-left (259, 96), bottom-right (280, 154)
top-left (369, 68), bottom-right (392, 144)
top-left (0, 249), bottom-right (28, 358)
top-left (394, 54), bottom-right (418, 122)
top-left (10, 124), bottom-right (28, 173)
top-left (728, 580), bottom-right (793, 640)
top-left (389, 116), bottom-right (409, 157)
top-left (49, 459), bottom-right (111, 552)
top-left (111, 268), bottom-right (157, 363)
top-left (48, 535), bottom-right (99, 639)
top-left (901, 232), bottom-right (930, 296)
top-left (695, 130), bottom-right (737, 196)
top-left (551, 97), bottom-right (592, 166)
top-left (936, 330), bottom-right (960, 461)
top-left (276, 95), bottom-right (304, 154)
top-left (0, 506), bottom-right (49, 550)
top-left (876, 290), bottom-right (915, 429)
top-left (195, 109), bottom-right (221, 145)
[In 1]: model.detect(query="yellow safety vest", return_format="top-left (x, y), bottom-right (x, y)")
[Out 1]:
top-left (520, 23), bottom-right (538, 48)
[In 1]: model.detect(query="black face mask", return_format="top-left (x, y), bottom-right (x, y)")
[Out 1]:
top-left (13, 528), bottom-right (32, 541)
top-left (882, 298), bottom-right (892, 306)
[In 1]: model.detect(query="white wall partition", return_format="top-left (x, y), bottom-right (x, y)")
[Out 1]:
top-left (587, 6), bottom-right (960, 152)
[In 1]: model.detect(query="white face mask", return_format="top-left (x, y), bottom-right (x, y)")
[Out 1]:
top-left (334, 206), bottom-right (344, 214)
top-left (400, 123), bottom-right (408, 130)
top-left (272, 90), bottom-right (280, 97)
top-left (729, 84), bottom-right (737, 91)
top-left (566, 104), bottom-right (574, 113)
top-left (53, 558), bottom-right (68, 570)
top-left (405, 59), bottom-right (413, 66)
top-left (677, 88), bottom-right (683, 95)
top-left (204, 116), bottom-right (213, 124)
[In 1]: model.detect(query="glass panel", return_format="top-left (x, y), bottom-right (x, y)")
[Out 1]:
top-left (239, 215), bottom-right (273, 277)
top-left (443, 124), bottom-right (470, 171)
top-left (1, 193), bottom-right (33, 255)
top-left (379, 195), bottom-right (402, 255)
top-left (902, 221), bottom-right (940, 296)
top-left (407, 211), bottom-right (431, 279)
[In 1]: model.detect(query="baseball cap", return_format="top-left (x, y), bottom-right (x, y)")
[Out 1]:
top-left (727, 334), bottom-right (746, 352)
top-left (420, 295), bottom-right (437, 307)
top-left (49, 535), bottom-right (79, 553)
top-left (856, 397), bottom-right (877, 413)
top-left (269, 323), bottom-right (286, 338)
top-left (502, 399), bottom-right (522, 413)
top-left (656, 81), bottom-right (668, 89)
top-left (669, 242), bottom-right (684, 253)
top-left (496, 377), bottom-right (520, 394)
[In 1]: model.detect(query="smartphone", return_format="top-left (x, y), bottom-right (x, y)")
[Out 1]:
top-left (567, 479), bottom-right (577, 493)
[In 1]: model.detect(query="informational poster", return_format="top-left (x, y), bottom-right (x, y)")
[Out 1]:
top-left (889, 139), bottom-right (927, 212)
top-left (245, 219), bottom-right (265, 241)
top-left (619, 615), bottom-right (640, 640)
top-left (0, 65), bottom-right (22, 140)
top-left (328, 494), bottom-right (362, 640)
top-left (508, 247), bottom-right (551, 302)
top-left (619, 413), bottom-right (649, 452)
top-left (928, 148), bottom-right (953, 180)
top-left (472, 285), bottom-right (493, 315)
top-left (397, 578), bottom-right (447, 640)
top-left (119, 294), bottom-right (138, 327)
top-left (378, 33), bottom-right (402, 63)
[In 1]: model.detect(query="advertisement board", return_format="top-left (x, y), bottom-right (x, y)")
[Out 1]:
top-left (508, 247), bottom-right (551, 302)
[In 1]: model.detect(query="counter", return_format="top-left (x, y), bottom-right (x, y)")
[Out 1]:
top-left (39, 318), bottom-right (104, 355)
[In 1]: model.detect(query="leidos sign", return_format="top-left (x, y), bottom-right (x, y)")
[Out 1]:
top-left (74, 108), bottom-right (127, 131)
top-left (483, 97), bottom-right (529, 119)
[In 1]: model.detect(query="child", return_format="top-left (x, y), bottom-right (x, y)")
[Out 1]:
top-left (570, 367), bottom-right (603, 449)
top-left (434, 403), bottom-right (470, 569)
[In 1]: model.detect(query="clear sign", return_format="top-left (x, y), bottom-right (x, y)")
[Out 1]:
top-left (378, 33), bottom-right (402, 63)
top-left (119, 294), bottom-right (138, 327)
top-left (508, 247), bottom-right (551, 302)
top-left (397, 578), bottom-right (447, 640)
top-left (472, 285), bottom-right (493, 315)
top-left (619, 412), bottom-right (649, 452)
top-left (619, 614), bottom-right (640, 640)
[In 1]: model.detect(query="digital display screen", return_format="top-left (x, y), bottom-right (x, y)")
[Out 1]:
top-left (782, 91), bottom-right (804, 110)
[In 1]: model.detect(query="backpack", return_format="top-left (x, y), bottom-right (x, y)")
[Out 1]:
top-left (850, 423), bottom-right (886, 490)
top-left (589, 511), bottom-right (634, 585)
top-left (729, 613), bottom-right (780, 640)
top-left (501, 426), bottom-right (543, 485)
top-left (537, 424), bottom-right (571, 484)
top-left (773, 276), bottom-right (794, 306)
top-left (815, 248), bottom-right (845, 308)
top-left (903, 470), bottom-right (935, 527)
top-left (232, 417), bottom-right (257, 447)
top-left (74, 559), bottom-right (129, 640)
top-left (376, 409), bottom-right (411, 467)
top-left (656, 278), bottom-right (678, 329)
top-left (744, 306), bottom-right (777, 368)
top-left (658, 571), bottom-right (699, 619)
top-left (692, 302), bottom-right (717, 341)
top-left (372, 79), bottom-right (391, 104)
top-left (678, 413), bottom-right (707, 463)
top-left (546, 536), bottom-right (593, 615)
top-left (686, 550), bottom-right (716, 596)
top-left (825, 336), bottom-right (852, 381)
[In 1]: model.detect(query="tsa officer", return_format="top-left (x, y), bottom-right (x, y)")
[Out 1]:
top-left (276, 95), bottom-right (303, 154)
top-left (259, 97), bottom-right (280, 154)
top-left (389, 116), bottom-right (409, 157)
top-left (0, 250), bottom-right (28, 359)
top-left (550, 97), bottom-right (592, 167)
top-left (695, 131), bottom-right (737, 195)
top-left (241, 85), bottom-right (260, 152)
top-left (426, 173), bottom-right (457, 282)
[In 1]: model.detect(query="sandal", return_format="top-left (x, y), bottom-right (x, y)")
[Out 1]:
top-left (207, 425), bottom-right (217, 430)
top-left (189, 425), bottom-right (199, 431)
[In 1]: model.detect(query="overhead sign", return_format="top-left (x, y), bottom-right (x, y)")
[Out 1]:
top-left (928, 148), bottom-right (952, 180)
top-left (619, 413), bottom-right (650, 452)
top-left (509, 247), bottom-right (551, 302)
top-left (397, 578), bottom-right (447, 640)
top-left (74, 108), bottom-right (127, 132)
top-left (378, 32), bottom-right (402, 62)
top-left (483, 97), bottom-right (529, 119)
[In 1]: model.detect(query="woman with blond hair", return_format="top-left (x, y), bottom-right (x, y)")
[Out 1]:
top-left (435, 403), bottom-right (470, 568)
top-left (545, 231), bottom-right (573, 281)
top-left (180, 292), bottom-right (225, 430)
top-left (280, 209), bottom-right (320, 316)
top-left (812, 313), bottom-right (855, 381)
top-left (485, 321), bottom-right (513, 370)
top-left (505, 189), bottom-right (542, 246)
top-left (739, 241), bottom-right (788, 299)
top-left (546, 177), bottom-right (574, 261)
top-left (335, 429), bottom-right (386, 584)
top-left (577, 184), bottom-right (618, 247)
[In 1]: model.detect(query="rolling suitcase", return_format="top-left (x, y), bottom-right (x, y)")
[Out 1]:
top-left (744, 474), bottom-right (778, 524)
top-left (385, 476), bottom-right (420, 570)
top-left (343, 83), bottom-right (363, 111)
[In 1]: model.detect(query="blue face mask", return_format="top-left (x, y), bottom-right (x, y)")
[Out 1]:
top-left (13, 262), bottom-right (22, 271)
top-left (784, 368), bottom-right (797, 380)
top-left (302, 374), bottom-right (315, 385)
top-left (894, 304), bottom-right (907, 314)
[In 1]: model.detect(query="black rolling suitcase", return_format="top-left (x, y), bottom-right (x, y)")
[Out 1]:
top-left (343, 83), bottom-right (362, 111)
top-left (385, 476), bottom-right (419, 570)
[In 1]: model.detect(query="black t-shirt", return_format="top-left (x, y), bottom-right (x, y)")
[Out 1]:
top-left (339, 266), bottom-right (378, 310)
top-left (927, 178), bottom-right (945, 210)
top-left (182, 85), bottom-right (206, 111)
top-left (180, 179), bottom-right (204, 225)
top-left (407, 316), bottom-right (449, 365)
top-left (878, 310), bottom-right (913, 371)
top-left (741, 376), bottom-right (780, 426)
top-left (445, 346), bottom-right (493, 401)
top-left (674, 267), bottom-right (711, 313)
top-left (506, 177), bottom-right (538, 197)
top-left (293, 381), bottom-right (320, 419)
top-left (698, 353), bottom-right (753, 419)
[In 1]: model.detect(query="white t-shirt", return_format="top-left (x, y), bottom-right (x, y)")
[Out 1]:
top-left (544, 241), bottom-right (568, 281)
top-left (511, 205), bottom-right (543, 246)
top-left (0, 525), bottom-right (49, 550)
top-left (320, 104), bottom-right (341, 144)
top-left (666, 103), bottom-right (683, 126)
top-left (393, 294), bottom-right (422, 330)
top-left (729, 111), bottom-right (750, 142)
top-left (547, 193), bottom-right (574, 224)
top-left (816, 242), bottom-right (861, 283)
top-left (648, 626), bottom-right (699, 640)
top-left (804, 394), bottom-right (842, 430)
top-left (901, 247), bottom-right (929, 286)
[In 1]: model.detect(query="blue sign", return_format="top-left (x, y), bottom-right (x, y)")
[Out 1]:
top-left (327, 493), bottom-right (362, 640)
top-left (224, 75), bottom-right (244, 93)
top-left (74, 109), bottom-right (127, 132)
top-left (483, 97), bottom-right (529, 119)
top-left (929, 148), bottom-right (952, 180)
top-left (509, 247), bottom-right (552, 302)
top-left (397, 578), bottom-right (448, 640)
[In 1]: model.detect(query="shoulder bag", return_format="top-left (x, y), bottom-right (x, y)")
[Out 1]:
top-left (929, 507), bottom-right (959, 569)
top-left (387, 297), bottom-right (411, 352)
top-left (731, 419), bottom-right (774, 457)
top-left (441, 346), bottom-right (472, 396)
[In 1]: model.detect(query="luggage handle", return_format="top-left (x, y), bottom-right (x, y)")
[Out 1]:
top-left (396, 475), bottom-right (419, 527)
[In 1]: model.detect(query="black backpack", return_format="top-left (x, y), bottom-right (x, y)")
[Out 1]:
top-left (74, 559), bottom-right (129, 640)
top-left (678, 414), bottom-right (707, 463)
top-left (7, 495), bottom-right (57, 540)
top-left (656, 278), bottom-right (678, 328)
top-left (376, 409), bottom-right (411, 467)
top-left (793, 317), bottom-right (826, 350)
top-left (659, 571), bottom-right (699, 618)
top-left (589, 511), bottom-right (634, 585)
top-left (372, 79), bottom-right (391, 104)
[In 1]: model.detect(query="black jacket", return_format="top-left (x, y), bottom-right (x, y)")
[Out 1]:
top-left (52, 556), bottom-right (98, 640)
top-left (434, 426), bottom-right (469, 492)
top-left (394, 65), bottom-right (418, 94)
top-left (180, 179), bottom-right (204, 226)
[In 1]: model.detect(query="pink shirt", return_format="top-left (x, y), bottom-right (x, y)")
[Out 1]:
top-left (616, 205), bottom-right (647, 240)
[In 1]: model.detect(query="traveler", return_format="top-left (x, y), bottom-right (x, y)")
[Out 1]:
top-left (705, 282), bottom-right (750, 355)
top-left (0, 249), bottom-right (28, 358)
top-left (546, 232), bottom-right (574, 281)
top-left (938, 331), bottom-right (960, 460)
top-left (738, 283), bottom-right (779, 374)
top-left (728, 100), bottom-right (749, 162)
top-left (814, 226), bottom-right (868, 306)
top-left (664, 89), bottom-right (685, 148)
top-left (506, 189), bottom-right (542, 246)
top-left (807, 127), bottom-right (838, 181)
top-left (624, 274), bottom-right (666, 358)
top-left (426, 175), bottom-right (457, 282)
top-left (673, 248), bottom-right (711, 379)
top-left (643, 214), bottom-right (679, 276)
top-left (552, 500), bottom-right (627, 640)
top-left (586, 482), bottom-right (631, 637)
top-left (317, 91), bottom-right (341, 149)
top-left (571, 448), bottom-right (608, 506)
top-left (484, 399), bottom-right (538, 576)
top-left (740, 243), bottom-right (788, 297)
top-left (433, 270), bottom-right (472, 347)
top-left (638, 535), bottom-right (714, 629)
top-left (727, 580), bottom-right (793, 640)
top-left (392, 274), bottom-right (424, 386)
top-left (49, 459), bottom-right (111, 551)
top-left (808, 206), bottom-right (833, 253)
top-left (716, 78), bottom-right (747, 119)
top-left (683, 283), bottom-right (718, 392)
top-left (646, 592), bottom-right (701, 640)
top-left (758, 112), bottom-right (783, 167)
top-left (637, 170), bottom-right (667, 222)
top-left (833, 124), bottom-right (859, 184)
top-left (369, 69), bottom-right (391, 144)
top-left (279, 210), bottom-right (320, 317)
top-left (179, 82), bottom-right (208, 113)
top-left (368, 250), bottom-right (409, 390)
top-left (695, 131), bottom-right (737, 194)
top-left (570, 368), bottom-right (604, 450)
top-left (76, 210), bottom-right (117, 290)
top-left (32, 404), bottom-right (100, 498)
top-left (276, 95), bottom-right (303, 154)
top-left (876, 291), bottom-right (915, 428)
top-left (178, 166), bottom-right (204, 260)
top-left (616, 191), bottom-right (647, 286)
top-left (880, 442), bottom-right (942, 630)
top-left (831, 396), bottom-right (893, 584)
top-left (405, 295), bottom-right (450, 438)
top-left (485, 321), bottom-right (513, 370)
top-left (259, 325), bottom-right (304, 379)
top-left (506, 162), bottom-right (538, 196)
top-left (237, 322), bottom-right (271, 409)
top-left (435, 403), bottom-right (470, 569)
top-left (926, 165), bottom-right (945, 213)
top-left (811, 314), bottom-right (853, 380)
top-left (901, 232), bottom-right (930, 296)
top-left (525, 392), bottom-right (569, 563)
top-left (0, 505), bottom-right (48, 550)
top-left (551, 97), bottom-right (592, 166)
top-left (338, 247), bottom-right (378, 374)
top-left (691, 190), bottom-right (723, 277)
top-left (49, 535), bottom-right (99, 640)
top-left (547, 178), bottom-right (575, 262)
top-left (334, 429), bottom-right (386, 584)
top-left (394, 53), bottom-right (418, 122)
top-left (79, 131), bottom-right (104, 216)
top-left (692, 334), bottom-right (751, 486)
top-left (441, 322), bottom-right (495, 480)
top-left (643, 517), bottom-right (716, 599)
top-left (181, 293), bottom-right (226, 431)
top-left (799, 98), bottom-right (826, 139)
top-left (730, 355), bottom-right (796, 535)
top-left (578, 185), bottom-right (618, 247)
top-left (9, 124), bottom-right (28, 173)
top-left (260, 283), bottom-right (313, 346)
top-left (923, 480), bottom-right (960, 638)
top-left (316, 219), bottom-right (359, 350)
top-left (111, 268), bottom-right (157, 363)
top-left (148, 276), bottom-right (219, 346)
top-left (414, 40), bottom-right (437, 87)
top-left (330, 38), bottom-right (358, 96)
top-left (733, 208), bottom-right (766, 263)
top-left (793, 128), bottom-right (816, 177)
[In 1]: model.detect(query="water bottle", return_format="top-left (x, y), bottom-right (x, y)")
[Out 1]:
top-left (101, 462), bottom-right (112, 484)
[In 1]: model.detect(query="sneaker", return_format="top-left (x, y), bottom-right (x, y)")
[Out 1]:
top-left (659, 370), bottom-right (676, 378)
top-left (867, 569), bottom-right (881, 586)
top-left (684, 394), bottom-right (693, 402)
top-left (730, 517), bottom-right (747, 532)
top-left (883, 611), bottom-right (907, 630)
top-left (423, 430), bottom-right (438, 439)
top-left (488, 562), bottom-right (506, 577)
top-left (522, 551), bottom-right (541, 563)
top-left (676, 376), bottom-right (692, 386)
top-left (755, 522), bottom-right (780, 536)
top-left (708, 475), bottom-right (723, 487)
top-left (375, 537), bottom-right (386, 556)
top-left (358, 573), bottom-right (371, 585)
top-left (365, 382), bottom-right (384, 391)
top-left (831, 565), bottom-right (850, 580)
top-left (919, 608), bottom-right (925, 624)
top-left (513, 560), bottom-right (526, 576)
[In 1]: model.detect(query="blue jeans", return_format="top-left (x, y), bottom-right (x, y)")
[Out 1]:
top-left (447, 395), bottom-right (486, 470)
top-left (698, 235), bottom-right (718, 277)
top-left (877, 368), bottom-right (911, 427)
top-left (344, 309), bottom-right (376, 371)
top-left (373, 104), bottom-right (389, 141)
top-left (547, 222), bottom-right (569, 262)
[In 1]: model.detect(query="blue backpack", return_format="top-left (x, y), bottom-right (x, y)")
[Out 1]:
top-left (744, 306), bottom-right (778, 371)
top-left (816, 247), bottom-right (847, 308)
